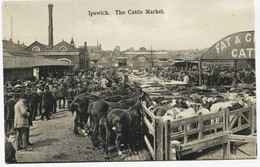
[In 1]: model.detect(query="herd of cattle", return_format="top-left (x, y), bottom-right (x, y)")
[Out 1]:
top-left (69, 71), bottom-right (256, 159)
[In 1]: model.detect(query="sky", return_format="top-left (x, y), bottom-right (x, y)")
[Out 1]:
top-left (1, 0), bottom-right (255, 50)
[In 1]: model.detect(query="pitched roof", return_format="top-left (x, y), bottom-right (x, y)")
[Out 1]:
top-left (51, 40), bottom-right (77, 52)
top-left (3, 56), bottom-right (73, 69)
top-left (3, 40), bottom-right (32, 56)
top-left (123, 51), bottom-right (172, 59)
top-left (25, 41), bottom-right (51, 52)
top-left (78, 46), bottom-right (102, 53)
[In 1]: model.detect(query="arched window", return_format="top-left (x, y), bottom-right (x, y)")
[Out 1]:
top-left (32, 46), bottom-right (40, 52)
top-left (59, 46), bottom-right (67, 52)
top-left (57, 58), bottom-right (72, 64)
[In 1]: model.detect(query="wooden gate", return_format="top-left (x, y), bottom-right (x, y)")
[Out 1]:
top-left (142, 103), bottom-right (256, 160)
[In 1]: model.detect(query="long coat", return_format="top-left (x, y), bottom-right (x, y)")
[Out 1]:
top-left (57, 85), bottom-right (65, 98)
top-left (14, 100), bottom-right (29, 129)
top-left (4, 98), bottom-right (17, 121)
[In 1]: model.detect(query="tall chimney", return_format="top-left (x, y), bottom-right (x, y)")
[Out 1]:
top-left (48, 4), bottom-right (54, 47)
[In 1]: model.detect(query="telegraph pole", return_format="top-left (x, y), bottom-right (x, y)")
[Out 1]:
top-left (11, 15), bottom-right (13, 41)
top-left (151, 44), bottom-right (154, 68)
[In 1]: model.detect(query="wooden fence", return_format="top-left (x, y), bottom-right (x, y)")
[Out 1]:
top-left (141, 103), bottom-right (256, 160)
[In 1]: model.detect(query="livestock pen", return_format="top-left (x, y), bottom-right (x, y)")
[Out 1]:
top-left (141, 102), bottom-right (257, 160)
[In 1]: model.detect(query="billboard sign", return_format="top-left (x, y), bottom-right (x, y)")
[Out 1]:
top-left (201, 31), bottom-right (255, 60)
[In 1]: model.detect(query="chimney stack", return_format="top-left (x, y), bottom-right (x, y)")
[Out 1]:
top-left (48, 4), bottom-right (54, 47)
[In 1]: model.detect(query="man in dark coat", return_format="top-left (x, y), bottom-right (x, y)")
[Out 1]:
top-left (4, 95), bottom-right (17, 134)
top-left (29, 87), bottom-right (39, 120)
top-left (41, 85), bottom-right (54, 120)
top-left (50, 84), bottom-right (58, 114)
top-left (66, 85), bottom-right (75, 110)
top-left (75, 84), bottom-right (83, 97)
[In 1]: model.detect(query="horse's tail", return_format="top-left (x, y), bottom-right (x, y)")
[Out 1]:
top-left (70, 100), bottom-right (78, 116)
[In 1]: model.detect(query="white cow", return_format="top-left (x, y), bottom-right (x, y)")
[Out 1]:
top-left (175, 108), bottom-right (196, 131)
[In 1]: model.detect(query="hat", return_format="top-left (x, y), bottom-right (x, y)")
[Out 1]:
top-left (20, 94), bottom-right (27, 99)
top-left (6, 131), bottom-right (16, 137)
top-left (44, 85), bottom-right (50, 90)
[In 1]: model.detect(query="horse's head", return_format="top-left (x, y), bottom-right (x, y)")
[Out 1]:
top-left (139, 91), bottom-right (153, 108)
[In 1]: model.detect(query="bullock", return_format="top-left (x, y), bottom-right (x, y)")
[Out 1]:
top-left (175, 108), bottom-right (196, 131)
top-left (209, 100), bottom-right (243, 124)
top-left (161, 108), bottom-right (182, 123)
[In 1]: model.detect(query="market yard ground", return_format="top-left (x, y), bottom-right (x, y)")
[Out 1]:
top-left (16, 108), bottom-right (256, 163)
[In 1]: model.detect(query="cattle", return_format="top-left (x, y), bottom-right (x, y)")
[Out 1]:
top-left (209, 100), bottom-right (243, 124)
top-left (210, 100), bottom-right (243, 113)
top-left (196, 107), bottom-right (212, 126)
top-left (161, 108), bottom-right (182, 123)
top-left (153, 107), bottom-right (167, 116)
top-left (175, 108), bottom-right (196, 131)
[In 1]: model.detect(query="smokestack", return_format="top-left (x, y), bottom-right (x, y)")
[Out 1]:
top-left (48, 4), bottom-right (54, 47)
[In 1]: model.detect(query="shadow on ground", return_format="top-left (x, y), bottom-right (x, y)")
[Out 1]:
top-left (31, 138), bottom-right (59, 149)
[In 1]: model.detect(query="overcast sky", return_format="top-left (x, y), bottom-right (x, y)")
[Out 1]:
top-left (1, 0), bottom-right (255, 50)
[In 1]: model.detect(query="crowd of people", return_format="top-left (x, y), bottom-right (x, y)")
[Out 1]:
top-left (4, 64), bottom-right (255, 163)
top-left (4, 67), bottom-right (127, 163)
top-left (135, 64), bottom-right (255, 86)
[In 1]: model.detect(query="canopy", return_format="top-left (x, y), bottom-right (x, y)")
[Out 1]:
top-left (201, 31), bottom-right (255, 60)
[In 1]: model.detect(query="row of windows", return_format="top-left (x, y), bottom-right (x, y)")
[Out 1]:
top-left (32, 46), bottom-right (68, 52)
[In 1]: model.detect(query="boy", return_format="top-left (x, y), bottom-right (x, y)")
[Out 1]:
top-left (5, 131), bottom-right (17, 163)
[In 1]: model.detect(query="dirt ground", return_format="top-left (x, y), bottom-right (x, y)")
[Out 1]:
top-left (16, 108), bottom-right (257, 163)
top-left (16, 108), bottom-right (151, 163)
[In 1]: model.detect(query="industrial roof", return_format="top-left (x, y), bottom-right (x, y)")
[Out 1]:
top-left (3, 56), bottom-right (73, 69)
top-left (3, 40), bottom-right (33, 56)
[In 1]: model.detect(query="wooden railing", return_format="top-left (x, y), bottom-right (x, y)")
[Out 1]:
top-left (223, 132), bottom-right (257, 159)
top-left (142, 103), bottom-right (256, 160)
top-left (142, 102), bottom-right (164, 160)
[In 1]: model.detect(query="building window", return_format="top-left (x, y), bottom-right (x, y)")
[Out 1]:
top-left (32, 46), bottom-right (40, 52)
top-left (59, 46), bottom-right (67, 52)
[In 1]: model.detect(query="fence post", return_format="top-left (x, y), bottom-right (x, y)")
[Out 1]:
top-left (165, 120), bottom-right (171, 160)
top-left (251, 104), bottom-right (256, 134)
top-left (225, 109), bottom-right (230, 131)
top-left (198, 115), bottom-right (203, 139)
top-left (223, 131), bottom-right (231, 159)
top-left (155, 116), bottom-right (163, 160)
top-left (170, 140), bottom-right (181, 160)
